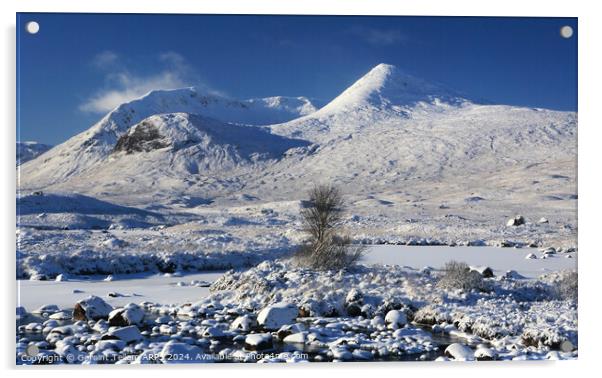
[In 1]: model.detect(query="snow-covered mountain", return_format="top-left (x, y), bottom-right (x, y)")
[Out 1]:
top-left (270, 64), bottom-right (474, 141)
top-left (18, 88), bottom-right (320, 187)
top-left (19, 63), bottom-right (576, 216)
top-left (16, 141), bottom-right (52, 166)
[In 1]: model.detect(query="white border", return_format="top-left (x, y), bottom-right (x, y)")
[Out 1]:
top-left (2, 1), bottom-right (600, 377)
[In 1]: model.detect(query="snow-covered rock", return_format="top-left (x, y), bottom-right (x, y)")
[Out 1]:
top-left (230, 315), bottom-right (257, 332)
top-left (102, 238), bottom-right (126, 249)
top-left (244, 333), bottom-right (273, 350)
top-left (507, 215), bottom-right (526, 227)
top-left (73, 296), bottom-right (113, 321)
top-left (469, 266), bottom-right (494, 278)
top-left (384, 310), bottom-right (408, 330)
top-left (33, 304), bottom-right (60, 315)
top-left (159, 341), bottom-right (213, 364)
top-left (525, 253), bottom-right (538, 259)
top-left (257, 302), bottom-right (298, 330)
top-left (104, 325), bottom-right (143, 343)
top-left (49, 311), bottom-right (72, 320)
top-left (108, 303), bottom-right (144, 326)
top-left (502, 270), bottom-right (526, 280)
top-left (283, 332), bottom-right (307, 344)
top-left (474, 345), bottom-right (496, 361)
top-left (444, 343), bottom-right (475, 361)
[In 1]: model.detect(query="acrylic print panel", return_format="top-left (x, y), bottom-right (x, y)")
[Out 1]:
top-left (16, 13), bottom-right (577, 365)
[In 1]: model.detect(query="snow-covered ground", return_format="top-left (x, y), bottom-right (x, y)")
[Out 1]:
top-left (16, 252), bottom-right (577, 364)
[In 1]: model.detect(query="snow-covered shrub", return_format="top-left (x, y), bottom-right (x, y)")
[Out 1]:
top-left (294, 235), bottom-right (365, 271)
top-left (437, 261), bottom-right (490, 293)
top-left (556, 271), bottom-right (578, 302)
top-left (293, 185), bottom-right (365, 270)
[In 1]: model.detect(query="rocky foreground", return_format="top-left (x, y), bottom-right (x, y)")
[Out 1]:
top-left (16, 260), bottom-right (577, 364)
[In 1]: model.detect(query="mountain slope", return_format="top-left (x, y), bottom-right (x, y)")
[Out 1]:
top-left (16, 141), bottom-right (52, 166)
top-left (21, 112), bottom-right (309, 197)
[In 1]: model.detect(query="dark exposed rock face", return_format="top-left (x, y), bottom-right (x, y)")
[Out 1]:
top-left (113, 122), bottom-right (170, 154)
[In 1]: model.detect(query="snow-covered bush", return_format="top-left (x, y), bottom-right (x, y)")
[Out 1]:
top-left (556, 271), bottom-right (578, 302)
top-left (294, 235), bottom-right (365, 271)
top-left (294, 185), bottom-right (365, 270)
top-left (437, 261), bottom-right (490, 293)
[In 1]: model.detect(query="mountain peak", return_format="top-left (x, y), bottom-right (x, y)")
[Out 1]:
top-left (314, 63), bottom-right (471, 116)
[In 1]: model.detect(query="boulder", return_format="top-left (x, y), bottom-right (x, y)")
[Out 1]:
top-left (159, 341), bottom-right (213, 364)
top-left (502, 270), bottom-right (526, 280)
top-left (345, 288), bottom-right (363, 304)
top-left (230, 315), bottom-right (257, 332)
top-left (257, 302), bottom-right (297, 330)
top-left (283, 332), bottom-right (307, 344)
top-left (73, 296), bottom-right (113, 321)
top-left (33, 304), bottom-right (61, 315)
top-left (538, 217), bottom-right (549, 224)
top-left (200, 326), bottom-right (224, 338)
top-left (55, 343), bottom-right (86, 364)
top-left (474, 346), bottom-right (496, 361)
top-left (506, 215), bottom-right (525, 226)
top-left (384, 310), bottom-right (407, 330)
top-left (276, 323), bottom-right (307, 340)
top-left (49, 311), bottom-right (72, 320)
top-left (469, 266), bottom-right (494, 278)
top-left (444, 343), bottom-right (475, 361)
top-left (244, 333), bottom-right (273, 351)
top-left (525, 253), bottom-right (537, 259)
top-left (108, 303), bottom-right (144, 326)
top-left (346, 302), bottom-right (362, 317)
top-left (103, 325), bottom-right (143, 343)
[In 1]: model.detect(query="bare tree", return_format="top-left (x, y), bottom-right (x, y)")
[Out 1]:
top-left (300, 185), bottom-right (344, 242)
top-left (295, 184), bottom-right (365, 270)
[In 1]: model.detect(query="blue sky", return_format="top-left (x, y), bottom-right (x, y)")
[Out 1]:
top-left (17, 14), bottom-right (577, 144)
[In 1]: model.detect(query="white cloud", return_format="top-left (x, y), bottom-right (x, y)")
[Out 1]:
top-left (350, 27), bottom-right (408, 46)
top-left (80, 52), bottom-right (212, 113)
top-left (92, 50), bottom-right (119, 68)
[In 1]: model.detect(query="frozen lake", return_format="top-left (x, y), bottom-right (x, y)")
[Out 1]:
top-left (17, 245), bottom-right (576, 310)
top-left (363, 245), bottom-right (577, 278)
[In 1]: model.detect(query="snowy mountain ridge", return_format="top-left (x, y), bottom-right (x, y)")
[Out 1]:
top-left (18, 87), bottom-right (321, 187)
top-left (16, 141), bottom-right (52, 166)
top-left (19, 63), bottom-right (576, 220)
